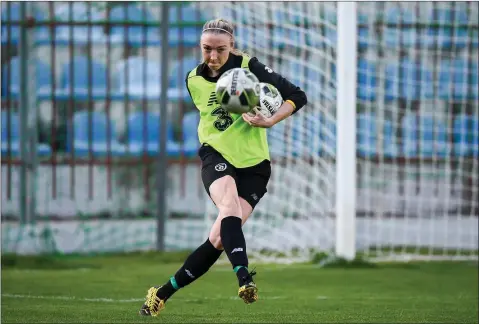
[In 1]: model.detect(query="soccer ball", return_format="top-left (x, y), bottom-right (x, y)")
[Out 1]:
top-left (247, 83), bottom-right (283, 118)
top-left (215, 68), bottom-right (260, 114)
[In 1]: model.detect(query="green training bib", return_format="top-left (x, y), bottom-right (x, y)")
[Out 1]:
top-left (186, 55), bottom-right (270, 168)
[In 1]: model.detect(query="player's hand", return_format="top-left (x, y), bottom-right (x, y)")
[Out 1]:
top-left (242, 107), bottom-right (275, 128)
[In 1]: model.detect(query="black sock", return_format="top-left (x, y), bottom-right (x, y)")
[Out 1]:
top-left (156, 238), bottom-right (223, 300)
top-left (220, 216), bottom-right (249, 286)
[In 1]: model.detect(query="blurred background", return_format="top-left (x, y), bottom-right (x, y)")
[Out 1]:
top-left (1, 2), bottom-right (478, 259)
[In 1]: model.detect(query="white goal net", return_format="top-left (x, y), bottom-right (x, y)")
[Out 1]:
top-left (201, 1), bottom-right (479, 263)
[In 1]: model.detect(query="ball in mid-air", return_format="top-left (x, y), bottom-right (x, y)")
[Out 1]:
top-left (247, 82), bottom-right (283, 118)
top-left (215, 68), bottom-right (260, 114)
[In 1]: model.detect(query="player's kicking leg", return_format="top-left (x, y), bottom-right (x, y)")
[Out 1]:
top-left (139, 286), bottom-right (165, 316)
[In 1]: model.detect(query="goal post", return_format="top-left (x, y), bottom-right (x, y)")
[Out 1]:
top-left (335, 2), bottom-right (358, 261)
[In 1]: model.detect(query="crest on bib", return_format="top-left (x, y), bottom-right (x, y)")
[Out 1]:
top-left (215, 163), bottom-right (227, 171)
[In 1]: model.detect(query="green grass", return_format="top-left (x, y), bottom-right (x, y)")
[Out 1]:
top-left (2, 253), bottom-right (478, 323)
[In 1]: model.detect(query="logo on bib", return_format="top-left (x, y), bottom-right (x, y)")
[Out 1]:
top-left (215, 163), bottom-right (227, 172)
top-left (207, 92), bottom-right (217, 106)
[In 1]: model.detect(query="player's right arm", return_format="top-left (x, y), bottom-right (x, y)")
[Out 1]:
top-left (242, 57), bottom-right (307, 128)
top-left (248, 57), bottom-right (308, 116)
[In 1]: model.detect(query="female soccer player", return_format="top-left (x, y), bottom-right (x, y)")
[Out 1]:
top-left (140, 18), bottom-right (307, 316)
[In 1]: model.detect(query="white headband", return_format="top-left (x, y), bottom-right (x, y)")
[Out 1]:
top-left (202, 27), bottom-right (233, 38)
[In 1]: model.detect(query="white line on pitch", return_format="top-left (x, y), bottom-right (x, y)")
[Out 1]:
top-left (2, 294), bottom-right (144, 303)
top-left (1, 294), bottom-right (302, 303)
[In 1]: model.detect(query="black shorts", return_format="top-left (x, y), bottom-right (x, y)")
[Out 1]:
top-left (198, 144), bottom-right (271, 210)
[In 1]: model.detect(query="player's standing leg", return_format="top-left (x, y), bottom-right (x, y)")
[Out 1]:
top-left (194, 152), bottom-right (271, 304)
top-left (208, 176), bottom-right (258, 304)
top-left (206, 157), bottom-right (271, 304)
top-left (208, 197), bottom-right (259, 303)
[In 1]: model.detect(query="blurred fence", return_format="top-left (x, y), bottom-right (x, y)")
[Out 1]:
top-left (1, 2), bottom-right (210, 224)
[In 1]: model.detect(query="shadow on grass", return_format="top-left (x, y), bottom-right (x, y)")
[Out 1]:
top-left (2, 250), bottom-right (193, 270)
top-left (310, 252), bottom-right (422, 270)
top-left (1, 254), bottom-right (100, 270)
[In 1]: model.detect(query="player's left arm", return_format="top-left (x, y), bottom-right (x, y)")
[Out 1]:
top-left (244, 57), bottom-right (308, 127)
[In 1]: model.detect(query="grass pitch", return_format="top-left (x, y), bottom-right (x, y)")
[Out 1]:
top-left (1, 252), bottom-right (478, 323)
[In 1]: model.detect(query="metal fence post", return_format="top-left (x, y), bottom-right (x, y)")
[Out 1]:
top-left (27, 2), bottom-right (39, 225)
top-left (157, 2), bottom-right (170, 251)
top-left (18, 2), bottom-right (38, 224)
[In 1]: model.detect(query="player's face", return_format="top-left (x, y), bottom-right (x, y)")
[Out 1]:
top-left (201, 33), bottom-right (232, 71)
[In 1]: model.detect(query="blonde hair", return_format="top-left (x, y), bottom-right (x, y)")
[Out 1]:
top-left (202, 18), bottom-right (245, 56)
